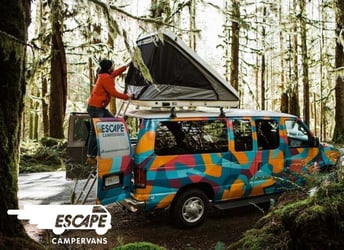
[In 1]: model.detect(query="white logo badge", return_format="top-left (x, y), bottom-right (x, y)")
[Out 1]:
top-left (8, 205), bottom-right (112, 235)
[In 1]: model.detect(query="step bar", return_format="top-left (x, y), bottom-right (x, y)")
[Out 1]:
top-left (213, 193), bottom-right (281, 210)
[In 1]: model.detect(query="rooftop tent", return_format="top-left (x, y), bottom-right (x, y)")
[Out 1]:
top-left (125, 31), bottom-right (239, 108)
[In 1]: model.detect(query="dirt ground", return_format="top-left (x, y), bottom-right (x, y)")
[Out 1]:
top-left (25, 203), bottom-right (266, 250)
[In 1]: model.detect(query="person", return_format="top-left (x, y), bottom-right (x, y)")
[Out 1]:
top-left (86, 59), bottom-right (132, 166)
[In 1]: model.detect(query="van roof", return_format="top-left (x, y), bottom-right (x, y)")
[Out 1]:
top-left (126, 108), bottom-right (296, 119)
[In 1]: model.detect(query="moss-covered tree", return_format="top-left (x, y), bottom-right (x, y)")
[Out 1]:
top-left (49, 0), bottom-right (67, 139)
top-left (230, 0), bottom-right (240, 92)
top-left (333, 0), bottom-right (344, 143)
top-left (0, 0), bottom-right (43, 248)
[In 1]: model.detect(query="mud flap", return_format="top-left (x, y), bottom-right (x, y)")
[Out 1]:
top-left (93, 117), bottom-right (133, 205)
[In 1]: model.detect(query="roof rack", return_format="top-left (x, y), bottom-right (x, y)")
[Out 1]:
top-left (130, 100), bottom-right (237, 108)
top-left (116, 100), bottom-right (237, 117)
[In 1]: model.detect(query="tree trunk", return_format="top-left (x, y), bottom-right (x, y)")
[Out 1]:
top-left (255, 55), bottom-right (260, 109)
top-left (290, 0), bottom-right (300, 117)
top-left (223, 1), bottom-right (231, 83)
top-left (230, 0), bottom-right (240, 91)
top-left (300, 0), bottom-right (310, 126)
top-left (42, 75), bottom-right (49, 136)
top-left (318, 2), bottom-right (326, 141)
top-left (33, 88), bottom-right (39, 140)
top-left (0, 0), bottom-right (43, 248)
top-left (260, 6), bottom-right (267, 110)
top-left (281, 93), bottom-right (289, 113)
top-left (29, 98), bottom-right (34, 139)
top-left (189, 0), bottom-right (196, 51)
top-left (333, 0), bottom-right (344, 143)
top-left (279, 0), bottom-right (287, 113)
top-left (107, 2), bottom-right (117, 116)
top-left (261, 54), bottom-right (266, 110)
top-left (49, 0), bottom-right (67, 139)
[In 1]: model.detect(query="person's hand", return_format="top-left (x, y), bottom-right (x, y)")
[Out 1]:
top-left (128, 93), bottom-right (133, 100)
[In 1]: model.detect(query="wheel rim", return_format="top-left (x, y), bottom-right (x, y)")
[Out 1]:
top-left (182, 196), bottom-right (204, 223)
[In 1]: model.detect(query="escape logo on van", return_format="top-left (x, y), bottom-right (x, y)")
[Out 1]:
top-left (96, 120), bottom-right (131, 158)
top-left (100, 123), bottom-right (125, 137)
top-left (7, 205), bottom-right (112, 235)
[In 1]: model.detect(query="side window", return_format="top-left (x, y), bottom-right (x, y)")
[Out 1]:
top-left (285, 120), bottom-right (310, 147)
top-left (73, 117), bottom-right (89, 142)
top-left (155, 119), bottom-right (228, 155)
top-left (125, 117), bottom-right (140, 139)
top-left (232, 119), bottom-right (253, 151)
top-left (256, 120), bottom-right (279, 150)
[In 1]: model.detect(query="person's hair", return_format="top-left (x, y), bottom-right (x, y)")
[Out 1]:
top-left (98, 59), bottom-right (113, 73)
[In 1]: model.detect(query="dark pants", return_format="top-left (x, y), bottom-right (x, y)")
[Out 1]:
top-left (86, 105), bottom-right (114, 157)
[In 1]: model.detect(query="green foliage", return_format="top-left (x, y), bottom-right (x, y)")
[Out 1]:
top-left (126, 117), bottom-right (140, 138)
top-left (0, 30), bottom-right (25, 62)
top-left (113, 242), bottom-right (165, 250)
top-left (214, 241), bottom-right (225, 250)
top-left (333, 127), bottom-right (344, 144)
top-left (229, 179), bottom-right (344, 250)
top-left (132, 47), bottom-right (155, 84)
top-left (20, 137), bottom-right (67, 173)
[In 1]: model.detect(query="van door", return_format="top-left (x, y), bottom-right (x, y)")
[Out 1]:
top-left (228, 118), bottom-right (284, 199)
top-left (283, 118), bottom-right (320, 175)
top-left (227, 118), bottom-right (255, 200)
top-left (93, 117), bottom-right (133, 205)
top-left (253, 119), bottom-right (284, 195)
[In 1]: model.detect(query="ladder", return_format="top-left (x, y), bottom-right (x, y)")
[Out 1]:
top-left (74, 167), bottom-right (97, 204)
top-left (116, 100), bottom-right (131, 117)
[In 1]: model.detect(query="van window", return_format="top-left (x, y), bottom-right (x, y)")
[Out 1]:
top-left (256, 120), bottom-right (279, 150)
top-left (155, 120), bottom-right (228, 155)
top-left (125, 117), bottom-right (140, 139)
top-left (73, 117), bottom-right (89, 142)
top-left (285, 120), bottom-right (310, 147)
top-left (232, 119), bottom-right (253, 151)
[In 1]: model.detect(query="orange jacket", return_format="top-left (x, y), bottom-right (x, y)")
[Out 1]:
top-left (88, 66), bottom-right (129, 108)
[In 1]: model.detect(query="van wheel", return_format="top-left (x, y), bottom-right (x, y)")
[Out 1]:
top-left (171, 189), bottom-right (209, 228)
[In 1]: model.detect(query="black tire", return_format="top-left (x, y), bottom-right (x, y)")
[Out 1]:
top-left (171, 189), bottom-right (209, 228)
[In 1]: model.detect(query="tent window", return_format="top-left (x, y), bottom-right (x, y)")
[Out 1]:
top-left (155, 120), bottom-right (228, 155)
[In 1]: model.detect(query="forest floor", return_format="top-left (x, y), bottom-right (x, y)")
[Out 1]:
top-left (24, 203), bottom-right (266, 250)
top-left (18, 169), bottom-right (266, 250)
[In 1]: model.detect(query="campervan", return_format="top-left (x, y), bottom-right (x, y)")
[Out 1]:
top-left (67, 106), bottom-right (339, 228)
top-left (67, 31), bottom-right (340, 227)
